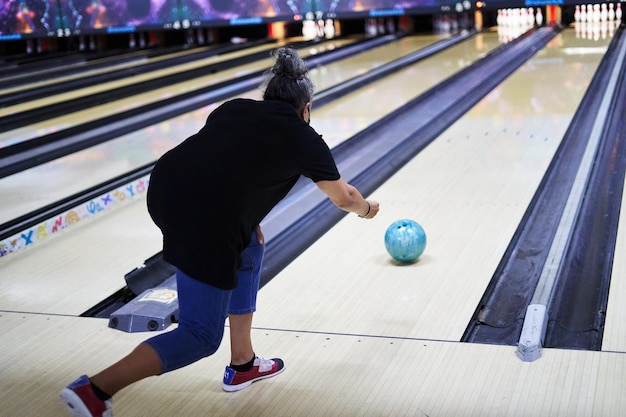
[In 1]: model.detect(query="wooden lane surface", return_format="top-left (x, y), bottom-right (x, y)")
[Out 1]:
top-left (0, 44), bottom-right (214, 95)
top-left (0, 311), bottom-right (624, 416)
top-left (0, 41), bottom-right (286, 117)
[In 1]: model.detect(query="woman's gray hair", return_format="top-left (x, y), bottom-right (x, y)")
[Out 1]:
top-left (262, 47), bottom-right (314, 112)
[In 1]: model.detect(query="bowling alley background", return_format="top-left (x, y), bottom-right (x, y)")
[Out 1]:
top-left (1, 1), bottom-right (624, 56)
top-left (0, 0), bottom-right (445, 38)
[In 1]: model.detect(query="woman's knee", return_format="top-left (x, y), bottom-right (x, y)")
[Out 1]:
top-left (192, 328), bottom-right (222, 357)
top-left (145, 325), bottom-right (223, 373)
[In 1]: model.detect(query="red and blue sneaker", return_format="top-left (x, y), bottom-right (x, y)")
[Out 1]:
top-left (222, 356), bottom-right (285, 392)
top-left (59, 375), bottom-right (112, 417)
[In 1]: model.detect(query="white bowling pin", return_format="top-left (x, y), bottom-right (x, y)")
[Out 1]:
top-left (608, 3), bottom-right (615, 21)
top-left (324, 19), bottom-right (335, 39)
top-left (312, 19), bottom-right (322, 38)
top-left (580, 4), bottom-right (587, 22)
top-left (302, 20), bottom-right (316, 40)
top-left (514, 8), bottom-right (520, 26)
top-left (601, 4), bottom-right (608, 22)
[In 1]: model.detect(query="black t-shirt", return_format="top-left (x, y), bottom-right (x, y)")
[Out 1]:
top-left (147, 98), bottom-right (340, 289)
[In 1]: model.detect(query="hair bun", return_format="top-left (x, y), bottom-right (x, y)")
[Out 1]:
top-left (271, 47), bottom-right (308, 80)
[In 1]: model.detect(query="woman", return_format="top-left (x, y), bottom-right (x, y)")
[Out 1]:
top-left (60, 46), bottom-right (379, 417)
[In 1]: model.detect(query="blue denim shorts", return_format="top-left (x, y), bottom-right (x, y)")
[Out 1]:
top-left (144, 232), bottom-right (265, 373)
top-left (229, 231), bottom-right (264, 314)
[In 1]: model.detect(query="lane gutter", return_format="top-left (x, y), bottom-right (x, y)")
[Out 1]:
top-left (543, 25), bottom-right (626, 353)
top-left (460, 24), bottom-right (626, 361)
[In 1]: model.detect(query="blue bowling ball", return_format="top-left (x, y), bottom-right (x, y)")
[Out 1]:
top-left (384, 219), bottom-right (427, 263)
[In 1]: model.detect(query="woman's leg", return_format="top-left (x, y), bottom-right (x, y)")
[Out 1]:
top-left (91, 269), bottom-right (231, 396)
top-left (222, 232), bottom-right (283, 392)
top-left (89, 343), bottom-right (162, 397)
top-left (227, 231), bottom-right (264, 365)
top-left (229, 313), bottom-right (255, 365)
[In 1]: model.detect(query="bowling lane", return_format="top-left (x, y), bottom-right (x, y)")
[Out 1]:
top-left (252, 28), bottom-right (615, 343)
top-left (0, 32), bottom-right (467, 315)
top-left (0, 41), bottom-right (285, 118)
top-left (0, 34), bottom-right (455, 225)
top-left (0, 44), bottom-right (214, 95)
top-left (0, 38), bottom-right (356, 148)
top-left (312, 31), bottom-right (502, 149)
